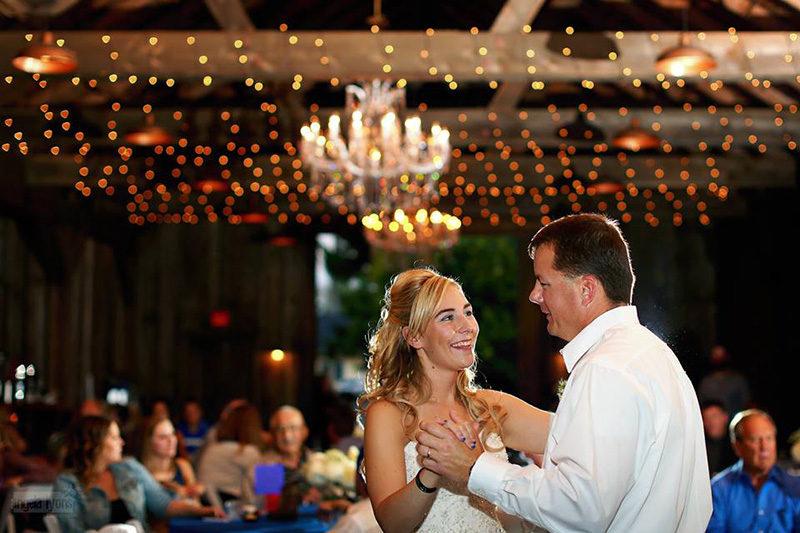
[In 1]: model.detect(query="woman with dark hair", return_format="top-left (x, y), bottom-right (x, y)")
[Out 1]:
top-left (53, 416), bottom-right (221, 533)
top-left (197, 403), bottom-right (264, 503)
top-left (141, 417), bottom-right (203, 500)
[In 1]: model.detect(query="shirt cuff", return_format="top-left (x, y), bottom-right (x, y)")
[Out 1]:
top-left (468, 452), bottom-right (518, 502)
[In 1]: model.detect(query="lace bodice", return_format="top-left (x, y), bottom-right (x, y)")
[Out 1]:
top-left (404, 436), bottom-right (507, 532)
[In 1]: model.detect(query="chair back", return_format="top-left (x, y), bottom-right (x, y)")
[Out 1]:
top-left (0, 484), bottom-right (55, 533)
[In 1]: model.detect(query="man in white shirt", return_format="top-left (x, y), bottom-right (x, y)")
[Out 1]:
top-left (417, 213), bottom-right (712, 532)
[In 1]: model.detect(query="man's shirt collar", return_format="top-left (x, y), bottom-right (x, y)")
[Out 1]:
top-left (730, 460), bottom-right (784, 488)
top-left (560, 305), bottom-right (639, 373)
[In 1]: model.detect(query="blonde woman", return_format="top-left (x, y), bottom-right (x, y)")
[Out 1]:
top-left (359, 268), bottom-right (551, 533)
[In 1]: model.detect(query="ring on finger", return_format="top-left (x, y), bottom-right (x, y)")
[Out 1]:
top-left (426, 448), bottom-right (431, 459)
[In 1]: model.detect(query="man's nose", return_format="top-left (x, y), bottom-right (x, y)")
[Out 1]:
top-left (529, 283), bottom-right (542, 304)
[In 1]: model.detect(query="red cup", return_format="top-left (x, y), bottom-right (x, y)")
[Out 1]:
top-left (264, 493), bottom-right (281, 513)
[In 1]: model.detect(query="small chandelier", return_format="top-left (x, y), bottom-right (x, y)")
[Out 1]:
top-left (361, 208), bottom-right (461, 253)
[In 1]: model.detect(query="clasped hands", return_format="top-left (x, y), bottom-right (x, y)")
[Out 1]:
top-left (415, 410), bottom-right (484, 484)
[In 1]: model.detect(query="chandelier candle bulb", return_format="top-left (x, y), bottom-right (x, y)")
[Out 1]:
top-left (328, 114), bottom-right (340, 139)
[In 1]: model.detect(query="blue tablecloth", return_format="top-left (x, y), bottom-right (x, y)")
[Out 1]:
top-left (169, 505), bottom-right (331, 533)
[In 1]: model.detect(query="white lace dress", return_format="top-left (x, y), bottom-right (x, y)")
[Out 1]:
top-left (404, 436), bottom-right (507, 532)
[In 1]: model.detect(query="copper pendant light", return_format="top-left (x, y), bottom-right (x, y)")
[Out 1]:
top-left (240, 212), bottom-right (270, 224)
top-left (587, 179), bottom-right (624, 195)
top-left (124, 114), bottom-right (173, 146)
top-left (12, 31), bottom-right (78, 74)
top-left (612, 119), bottom-right (660, 152)
top-left (656, 33), bottom-right (717, 77)
top-left (193, 176), bottom-right (229, 194)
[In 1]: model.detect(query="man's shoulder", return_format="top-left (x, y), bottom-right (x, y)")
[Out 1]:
top-left (772, 465), bottom-right (800, 497)
top-left (585, 321), bottom-right (670, 373)
top-left (711, 462), bottom-right (743, 491)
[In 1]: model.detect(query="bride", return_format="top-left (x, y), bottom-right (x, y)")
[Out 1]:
top-left (359, 268), bottom-right (551, 532)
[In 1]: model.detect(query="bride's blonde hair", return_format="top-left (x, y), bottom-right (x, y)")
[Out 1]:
top-left (358, 268), bottom-right (505, 449)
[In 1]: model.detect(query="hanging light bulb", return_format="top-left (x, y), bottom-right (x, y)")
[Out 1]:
top-left (12, 31), bottom-right (77, 74)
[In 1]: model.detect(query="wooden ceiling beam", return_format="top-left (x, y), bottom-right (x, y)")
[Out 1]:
top-left (0, 31), bottom-right (795, 82)
top-left (202, 0), bottom-right (255, 31)
top-left (491, 0), bottom-right (547, 33)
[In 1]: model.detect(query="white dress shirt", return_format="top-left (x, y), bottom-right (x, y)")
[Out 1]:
top-left (469, 306), bottom-right (712, 532)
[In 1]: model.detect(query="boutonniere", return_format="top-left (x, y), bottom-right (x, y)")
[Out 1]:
top-left (556, 378), bottom-right (567, 401)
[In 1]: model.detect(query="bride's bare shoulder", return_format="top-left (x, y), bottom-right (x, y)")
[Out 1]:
top-left (364, 399), bottom-right (407, 447)
top-left (365, 399), bottom-right (404, 427)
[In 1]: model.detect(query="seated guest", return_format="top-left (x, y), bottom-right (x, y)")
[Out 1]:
top-left (707, 409), bottom-right (800, 532)
top-left (54, 416), bottom-right (220, 533)
top-left (194, 398), bottom-right (247, 465)
top-left (150, 400), bottom-right (170, 422)
top-left (0, 422), bottom-right (57, 486)
top-left (262, 406), bottom-right (312, 470)
top-left (176, 400), bottom-right (210, 460)
top-left (141, 417), bottom-right (203, 500)
top-left (702, 400), bottom-right (738, 476)
top-left (197, 403), bottom-right (263, 503)
top-left (262, 406), bottom-right (316, 507)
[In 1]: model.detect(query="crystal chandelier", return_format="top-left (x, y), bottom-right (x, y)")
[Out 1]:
top-left (300, 80), bottom-right (460, 250)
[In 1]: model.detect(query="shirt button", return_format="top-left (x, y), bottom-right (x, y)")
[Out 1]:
top-left (759, 510), bottom-right (765, 516)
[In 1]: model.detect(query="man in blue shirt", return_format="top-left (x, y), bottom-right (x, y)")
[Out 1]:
top-left (707, 409), bottom-right (800, 532)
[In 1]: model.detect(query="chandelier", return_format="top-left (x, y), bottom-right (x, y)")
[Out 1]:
top-left (361, 208), bottom-right (461, 253)
top-left (299, 80), bottom-right (459, 251)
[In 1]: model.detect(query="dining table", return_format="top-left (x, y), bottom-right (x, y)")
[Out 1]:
top-left (168, 504), bottom-right (332, 533)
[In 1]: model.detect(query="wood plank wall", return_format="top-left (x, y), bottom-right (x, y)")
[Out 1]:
top-left (0, 218), bottom-right (317, 423)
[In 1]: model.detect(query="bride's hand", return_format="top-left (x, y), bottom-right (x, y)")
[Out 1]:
top-left (438, 411), bottom-right (481, 451)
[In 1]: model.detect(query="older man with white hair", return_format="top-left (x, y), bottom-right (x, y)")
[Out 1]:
top-left (707, 409), bottom-right (800, 532)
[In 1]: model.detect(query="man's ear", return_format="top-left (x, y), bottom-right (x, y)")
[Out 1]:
top-left (731, 440), bottom-right (743, 460)
top-left (579, 275), bottom-right (598, 306)
top-left (403, 326), bottom-right (422, 349)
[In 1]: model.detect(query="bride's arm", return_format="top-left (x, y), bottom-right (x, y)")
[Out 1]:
top-left (477, 390), bottom-right (552, 455)
top-left (364, 399), bottom-right (440, 533)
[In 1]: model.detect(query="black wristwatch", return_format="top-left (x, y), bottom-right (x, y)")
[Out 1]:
top-left (415, 470), bottom-right (437, 493)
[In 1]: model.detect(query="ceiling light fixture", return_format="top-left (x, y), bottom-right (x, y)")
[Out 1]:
top-left (655, 6), bottom-right (716, 77)
top-left (612, 119), bottom-right (661, 152)
top-left (124, 114), bottom-right (173, 146)
top-left (12, 31), bottom-right (78, 74)
top-left (656, 34), bottom-right (717, 77)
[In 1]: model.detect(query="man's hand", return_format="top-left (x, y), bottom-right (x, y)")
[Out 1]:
top-left (416, 411), bottom-right (483, 484)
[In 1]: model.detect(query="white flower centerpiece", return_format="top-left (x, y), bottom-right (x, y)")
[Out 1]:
top-left (301, 446), bottom-right (360, 501)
